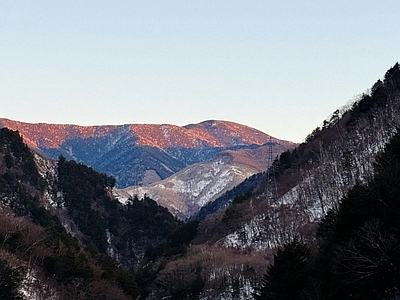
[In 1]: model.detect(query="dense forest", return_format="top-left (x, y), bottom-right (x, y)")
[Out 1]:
top-left (0, 127), bottom-right (142, 299)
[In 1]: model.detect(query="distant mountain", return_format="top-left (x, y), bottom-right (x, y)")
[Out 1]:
top-left (115, 141), bottom-right (294, 219)
top-left (0, 119), bottom-right (295, 188)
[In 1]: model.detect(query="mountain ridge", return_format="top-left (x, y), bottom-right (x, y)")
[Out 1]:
top-left (0, 118), bottom-right (288, 150)
top-left (0, 118), bottom-right (295, 189)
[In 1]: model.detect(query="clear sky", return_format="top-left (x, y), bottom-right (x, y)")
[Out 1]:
top-left (1, 1), bottom-right (399, 142)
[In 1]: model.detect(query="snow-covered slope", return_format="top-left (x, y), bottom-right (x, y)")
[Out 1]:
top-left (114, 140), bottom-right (295, 219)
top-left (115, 151), bottom-right (263, 219)
top-left (218, 81), bottom-right (400, 252)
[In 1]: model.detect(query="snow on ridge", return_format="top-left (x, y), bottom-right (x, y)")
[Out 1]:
top-left (33, 153), bottom-right (59, 208)
top-left (114, 156), bottom-right (258, 219)
top-left (20, 268), bottom-right (59, 300)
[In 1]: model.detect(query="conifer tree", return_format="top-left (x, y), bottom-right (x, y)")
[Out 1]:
top-left (0, 260), bottom-right (22, 300)
top-left (253, 240), bottom-right (311, 300)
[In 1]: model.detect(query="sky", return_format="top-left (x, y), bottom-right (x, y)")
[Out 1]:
top-left (1, 1), bottom-right (399, 143)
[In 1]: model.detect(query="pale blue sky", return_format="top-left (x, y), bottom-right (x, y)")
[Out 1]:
top-left (1, 1), bottom-right (399, 142)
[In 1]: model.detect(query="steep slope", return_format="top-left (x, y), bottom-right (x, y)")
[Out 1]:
top-left (0, 119), bottom-right (294, 188)
top-left (0, 128), bottom-right (142, 299)
top-left (254, 129), bottom-right (400, 299)
top-left (216, 64), bottom-right (400, 252)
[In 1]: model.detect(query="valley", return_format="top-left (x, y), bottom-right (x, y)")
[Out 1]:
top-left (1, 63), bottom-right (400, 299)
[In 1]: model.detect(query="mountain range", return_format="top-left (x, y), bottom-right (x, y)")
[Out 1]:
top-left (0, 118), bottom-right (295, 218)
top-left (0, 119), bottom-right (294, 188)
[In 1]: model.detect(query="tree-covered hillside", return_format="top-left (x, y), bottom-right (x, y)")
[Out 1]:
top-left (202, 63), bottom-right (400, 249)
top-left (0, 128), bottom-right (140, 298)
top-left (254, 129), bottom-right (400, 299)
top-left (0, 127), bottom-right (198, 299)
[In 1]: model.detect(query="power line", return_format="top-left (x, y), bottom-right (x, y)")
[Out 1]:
top-left (265, 137), bottom-right (278, 203)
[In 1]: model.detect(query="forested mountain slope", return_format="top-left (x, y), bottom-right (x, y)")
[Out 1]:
top-left (0, 128), bottom-right (140, 298)
top-left (214, 63), bottom-right (400, 252)
top-left (0, 127), bottom-right (192, 299)
top-left (254, 124), bottom-right (400, 299)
